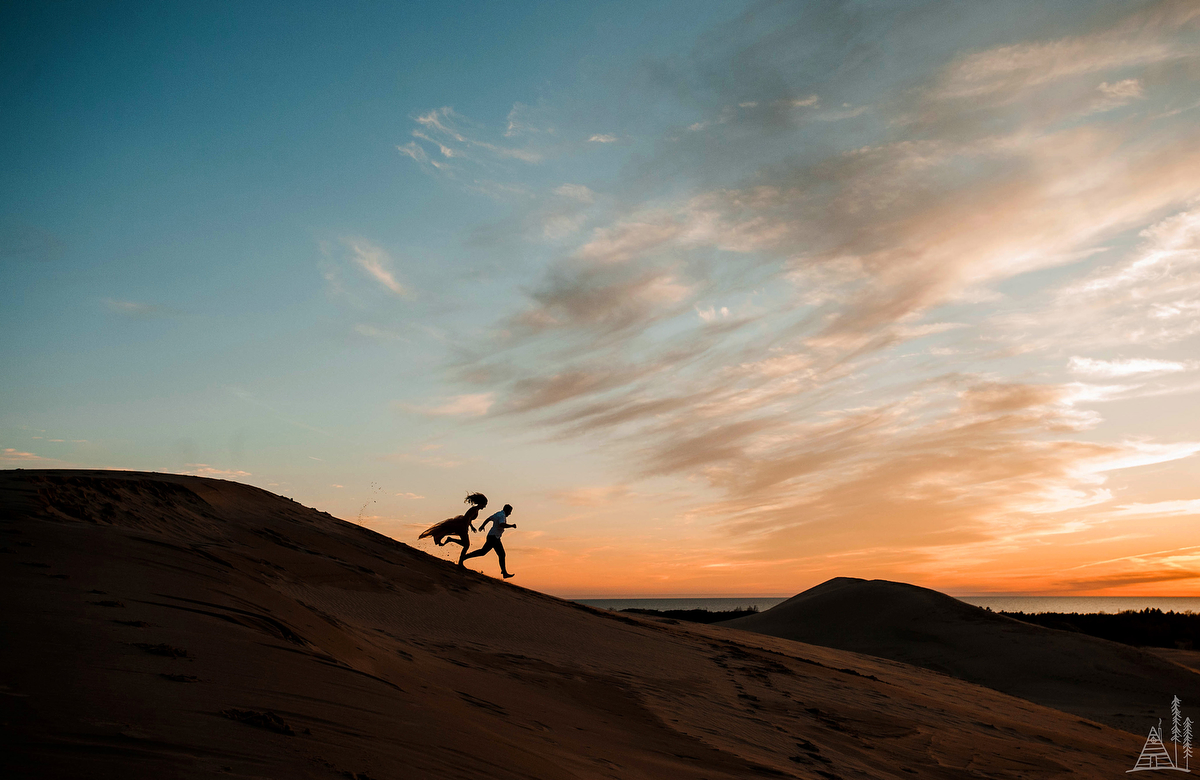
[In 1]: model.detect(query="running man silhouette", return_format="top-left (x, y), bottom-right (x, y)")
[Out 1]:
top-left (418, 492), bottom-right (487, 565)
top-left (461, 503), bottom-right (515, 578)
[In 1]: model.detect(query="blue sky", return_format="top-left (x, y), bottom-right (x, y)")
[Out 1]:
top-left (5, 1), bottom-right (1200, 596)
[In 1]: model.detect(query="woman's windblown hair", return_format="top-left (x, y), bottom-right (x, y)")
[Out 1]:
top-left (418, 492), bottom-right (488, 542)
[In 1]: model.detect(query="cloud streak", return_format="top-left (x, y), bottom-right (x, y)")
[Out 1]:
top-left (401, 107), bottom-right (544, 178)
top-left (398, 393), bottom-right (494, 418)
top-left (181, 464), bottom-right (252, 479)
top-left (102, 298), bottom-right (178, 319)
top-left (1068, 357), bottom-right (1195, 377)
top-left (346, 239), bottom-right (407, 296)
top-left (1, 448), bottom-right (53, 464)
top-left (930, 2), bottom-right (1199, 103)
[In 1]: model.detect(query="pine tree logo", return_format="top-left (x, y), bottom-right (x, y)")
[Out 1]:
top-left (1129, 696), bottom-right (1193, 773)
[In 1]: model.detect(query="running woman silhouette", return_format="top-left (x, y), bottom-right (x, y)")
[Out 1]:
top-left (418, 492), bottom-right (487, 565)
top-left (461, 504), bottom-right (515, 578)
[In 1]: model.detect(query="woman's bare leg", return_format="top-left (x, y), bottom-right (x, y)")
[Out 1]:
top-left (452, 533), bottom-right (470, 564)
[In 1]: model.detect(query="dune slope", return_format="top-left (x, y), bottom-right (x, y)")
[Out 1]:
top-left (1, 471), bottom-right (1143, 779)
top-left (722, 577), bottom-right (1200, 734)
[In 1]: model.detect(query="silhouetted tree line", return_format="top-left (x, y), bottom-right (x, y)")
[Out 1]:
top-left (619, 606), bottom-right (760, 624)
top-left (1003, 608), bottom-right (1200, 650)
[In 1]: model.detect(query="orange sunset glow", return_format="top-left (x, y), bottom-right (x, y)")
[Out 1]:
top-left (5, 0), bottom-right (1200, 598)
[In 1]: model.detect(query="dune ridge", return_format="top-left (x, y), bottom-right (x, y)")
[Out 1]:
top-left (1, 470), bottom-right (1143, 778)
top-left (721, 576), bottom-right (1200, 734)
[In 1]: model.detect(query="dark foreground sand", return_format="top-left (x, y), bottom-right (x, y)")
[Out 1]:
top-left (1, 470), bottom-right (1146, 778)
top-left (721, 577), bottom-right (1200, 734)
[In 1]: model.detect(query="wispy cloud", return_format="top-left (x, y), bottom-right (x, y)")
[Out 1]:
top-left (345, 238), bottom-right (407, 296)
top-left (816, 104), bottom-right (869, 122)
top-left (102, 298), bottom-right (177, 319)
top-left (401, 107), bottom-right (543, 177)
top-left (181, 464), bottom-right (252, 479)
top-left (504, 102), bottom-right (549, 138)
top-left (1, 448), bottom-right (53, 463)
top-left (1050, 207), bottom-right (1200, 346)
top-left (587, 134), bottom-right (617, 143)
top-left (696, 305), bottom-right (729, 322)
top-left (354, 323), bottom-right (409, 342)
top-left (397, 141), bottom-right (441, 169)
top-left (1089, 78), bottom-right (1145, 114)
top-left (1068, 356), bottom-right (1194, 377)
top-left (1109, 499), bottom-right (1200, 517)
top-left (549, 485), bottom-right (632, 507)
top-left (930, 3), bottom-right (1199, 102)
top-left (384, 452), bottom-right (467, 469)
top-left (1048, 544), bottom-right (1200, 593)
top-left (554, 184), bottom-right (594, 203)
top-left (397, 393), bottom-right (494, 418)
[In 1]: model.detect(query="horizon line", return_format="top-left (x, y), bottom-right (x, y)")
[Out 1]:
top-left (560, 593), bottom-right (1200, 600)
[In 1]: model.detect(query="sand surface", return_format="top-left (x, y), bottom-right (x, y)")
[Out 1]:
top-left (721, 577), bottom-right (1200, 734)
top-left (1148, 647), bottom-right (1200, 675)
top-left (1, 470), bottom-right (1146, 778)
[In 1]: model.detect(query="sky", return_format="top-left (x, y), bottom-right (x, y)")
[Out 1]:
top-left (4, 0), bottom-right (1200, 598)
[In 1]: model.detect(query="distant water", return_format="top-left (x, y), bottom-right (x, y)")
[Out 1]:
top-left (575, 596), bottom-right (1200, 615)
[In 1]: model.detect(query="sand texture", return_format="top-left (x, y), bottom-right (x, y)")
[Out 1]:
top-left (721, 576), bottom-right (1200, 734)
top-left (1148, 647), bottom-right (1200, 676)
top-left (1, 470), bottom-right (1146, 778)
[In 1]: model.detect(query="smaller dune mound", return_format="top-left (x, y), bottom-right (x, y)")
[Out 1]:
top-left (722, 577), bottom-right (1200, 733)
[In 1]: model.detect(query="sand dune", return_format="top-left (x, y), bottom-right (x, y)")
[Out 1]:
top-left (1149, 647), bottom-right (1200, 675)
top-left (722, 576), bottom-right (1200, 734)
top-left (1, 471), bottom-right (1145, 778)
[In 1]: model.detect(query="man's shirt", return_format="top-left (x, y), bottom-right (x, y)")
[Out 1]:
top-left (485, 510), bottom-right (508, 538)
